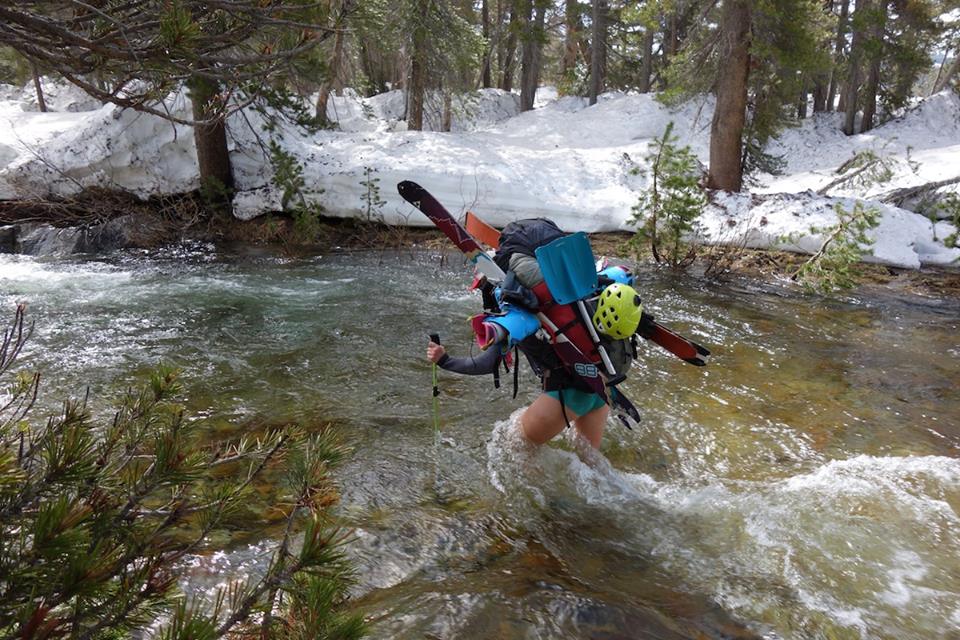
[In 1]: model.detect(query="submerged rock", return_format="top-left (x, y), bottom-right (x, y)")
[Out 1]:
top-left (0, 225), bottom-right (14, 253)
top-left (7, 215), bottom-right (149, 255)
top-left (15, 224), bottom-right (82, 254)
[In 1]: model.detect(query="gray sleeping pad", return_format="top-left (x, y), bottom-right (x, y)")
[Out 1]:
top-left (509, 253), bottom-right (544, 288)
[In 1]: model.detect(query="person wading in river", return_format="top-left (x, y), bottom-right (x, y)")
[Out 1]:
top-left (425, 218), bottom-right (644, 449)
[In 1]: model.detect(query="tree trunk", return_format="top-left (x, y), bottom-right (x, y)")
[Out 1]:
top-left (519, 0), bottom-right (534, 108)
top-left (665, 13), bottom-right (677, 58)
top-left (812, 79), bottom-right (828, 112)
top-left (359, 40), bottom-right (390, 95)
top-left (316, 2), bottom-right (347, 122)
top-left (933, 46), bottom-right (959, 94)
top-left (707, 0), bottom-right (751, 192)
top-left (798, 80), bottom-right (809, 119)
top-left (481, 0), bottom-right (493, 88)
top-left (561, 0), bottom-right (580, 81)
top-left (495, 0), bottom-right (506, 86)
top-left (859, 3), bottom-right (886, 132)
top-left (811, 0), bottom-right (831, 112)
top-left (188, 76), bottom-right (233, 208)
top-left (442, 91), bottom-right (453, 131)
top-left (31, 62), bottom-right (47, 113)
top-left (502, 1), bottom-right (519, 91)
top-left (639, 27), bottom-right (654, 93)
top-left (408, 0), bottom-right (429, 131)
top-left (812, 0), bottom-right (831, 116)
top-left (520, 0), bottom-right (545, 111)
top-left (842, 0), bottom-right (869, 135)
top-left (826, 0), bottom-right (850, 111)
top-left (589, 0), bottom-right (607, 105)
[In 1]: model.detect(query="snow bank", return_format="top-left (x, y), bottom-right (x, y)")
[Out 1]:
top-left (0, 80), bottom-right (957, 269)
top-left (703, 191), bottom-right (960, 269)
top-left (0, 93), bottom-right (197, 200)
top-left (761, 91), bottom-right (960, 204)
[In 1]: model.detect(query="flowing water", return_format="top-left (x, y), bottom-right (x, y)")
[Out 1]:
top-left (1, 244), bottom-right (958, 639)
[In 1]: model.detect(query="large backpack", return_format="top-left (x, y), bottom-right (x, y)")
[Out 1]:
top-left (490, 218), bottom-right (636, 382)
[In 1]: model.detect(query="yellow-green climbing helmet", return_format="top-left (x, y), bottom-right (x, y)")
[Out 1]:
top-left (592, 283), bottom-right (642, 339)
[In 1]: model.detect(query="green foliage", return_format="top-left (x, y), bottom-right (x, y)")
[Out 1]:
top-left (199, 175), bottom-right (233, 213)
top-left (557, 60), bottom-right (590, 97)
top-left (158, 1), bottom-right (202, 51)
top-left (877, 0), bottom-right (941, 114)
top-left (256, 85), bottom-right (326, 133)
top-left (818, 149), bottom-right (898, 195)
top-left (0, 46), bottom-right (31, 85)
top-left (360, 166), bottom-right (386, 223)
top-left (628, 122), bottom-right (707, 268)
top-left (2, 1), bottom-right (339, 126)
top-left (786, 201), bottom-right (881, 293)
top-left (742, 0), bottom-right (832, 159)
top-left (839, 150), bottom-right (895, 185)
top-left (0, 305), bottom-right (366, 640)
top-left (742, 136), bottom-right (788, 183)
top-left (267, 140), bottom-right (325, 241)
top-left (269, 141), bottom-right (307, 210)
top-left (357, 0), bottom-right (482, 95)
top-left (935, 192), bottom-right (960, 249)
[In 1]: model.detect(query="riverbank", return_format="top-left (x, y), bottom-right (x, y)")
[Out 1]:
top-left (3, 198), bottom-right (957, 301)
top-left (3, 81), bottom-right (959, 272)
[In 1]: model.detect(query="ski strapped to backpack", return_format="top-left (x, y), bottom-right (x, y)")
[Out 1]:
top-left (398, 180), bottom-right (641, 426)
top-left (465, 211), bottom-right (500, 249)
top-left (461, 208), bottom-right (711, 368)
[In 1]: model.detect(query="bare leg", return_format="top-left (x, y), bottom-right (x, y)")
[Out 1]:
top-left (519, 394), bottom-right (572, 445)
top-left (573, 405), bottom-right (609, 449)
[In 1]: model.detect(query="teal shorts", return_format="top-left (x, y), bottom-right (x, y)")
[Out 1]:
top-left (545, 388), bottom-right (607, 416)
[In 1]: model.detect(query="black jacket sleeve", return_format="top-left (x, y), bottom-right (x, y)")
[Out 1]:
top-left (436, 345), bottom-right (501, 376)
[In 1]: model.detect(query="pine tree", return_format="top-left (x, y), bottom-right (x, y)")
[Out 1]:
top-left (629, 122), bottom-right (707, 267)
top-left (0, 2), bottom-right (350, 208)
top-left (396, 0), bottom-right (483, 130)
top-left (0, 306), bottom-right (366, 640)
top-left (662, 0), bottom-right (831, 190)
top-left (589, 0), bottom-right (609, 105)
top-left (841, 0), bottom-right (941, 134)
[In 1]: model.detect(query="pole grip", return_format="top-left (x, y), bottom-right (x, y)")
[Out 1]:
top-left (429, 333), bottom-right (440, 345)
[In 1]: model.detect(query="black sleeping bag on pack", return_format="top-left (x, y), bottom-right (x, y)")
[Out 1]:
top-left (492, 218), bottom-right (566, 274)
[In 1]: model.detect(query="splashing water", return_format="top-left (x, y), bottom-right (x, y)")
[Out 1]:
top-left (483, 409), bottom-right (960, 639)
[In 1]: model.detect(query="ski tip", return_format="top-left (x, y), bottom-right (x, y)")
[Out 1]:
top-left (396, 180), bottom-right (423, 201)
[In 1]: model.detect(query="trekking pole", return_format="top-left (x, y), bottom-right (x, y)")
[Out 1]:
top-left (429, 333), bottom-right (443, 499)
top-left (429, 333), bottom-right (441, 436)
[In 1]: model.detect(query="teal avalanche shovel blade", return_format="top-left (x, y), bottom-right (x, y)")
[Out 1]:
top-left (535, 232), bottom-right (598, 304)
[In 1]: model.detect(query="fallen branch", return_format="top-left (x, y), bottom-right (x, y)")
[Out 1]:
top-left (878, 175), bottom-right (960, 207)
top-left (816, 159), bottom-right (880, 195)
top-left (791, 224), bottom-right (843, 281)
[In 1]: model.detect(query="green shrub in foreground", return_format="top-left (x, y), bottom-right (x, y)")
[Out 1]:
top-left (0, 305), bottom-right (366, 640)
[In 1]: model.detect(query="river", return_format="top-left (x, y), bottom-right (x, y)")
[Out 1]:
top-left (1, 244), bottom-right (958, 639)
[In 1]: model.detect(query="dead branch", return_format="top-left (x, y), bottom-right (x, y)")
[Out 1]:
top-left (816, 158), bottom-right (880, 195)
top-left (878, 175), bottom-right (960, 207)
